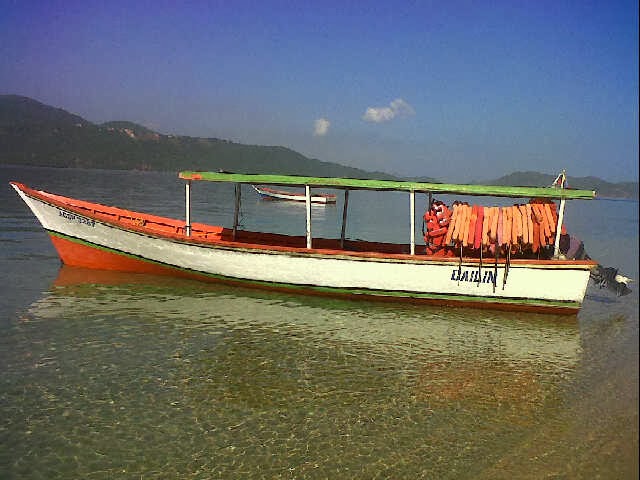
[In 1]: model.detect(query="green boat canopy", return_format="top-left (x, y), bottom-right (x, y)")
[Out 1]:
top-left (179, 171), bottom-right (596, 200)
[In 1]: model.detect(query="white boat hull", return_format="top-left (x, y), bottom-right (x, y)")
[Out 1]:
top-left (253, 185), bottom-right (336, 203)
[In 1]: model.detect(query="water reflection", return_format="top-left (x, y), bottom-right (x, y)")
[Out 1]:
top-left (0, 266), bottom-right (587, 478)
top-left (46, 266), bottom-right (580, 364)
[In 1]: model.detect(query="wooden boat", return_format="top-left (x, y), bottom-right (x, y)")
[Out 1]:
top-left (10, 170), bottom-right (598, 314)
top-left (253, 184), bottom-right (336, 203)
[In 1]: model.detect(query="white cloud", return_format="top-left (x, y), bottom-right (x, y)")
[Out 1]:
top-left (313, 117), bottom-right (330, 136)
top-left (362, 106), bottom-right (395, 123)
top-left (362, 98), bottom-right (415, 123)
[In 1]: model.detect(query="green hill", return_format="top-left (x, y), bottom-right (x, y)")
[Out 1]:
top-left (0, 94), bottom-right (90, 127)
top-left (100, 121), bottom-right (158, 137)
top-left (0, 95), bottom-right (396, 179)
top-left (484, 171), bottom-right (638, 200)
top-left (0, 95), bottom-right (636, 198)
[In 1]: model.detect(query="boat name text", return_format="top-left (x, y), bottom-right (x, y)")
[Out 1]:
top-left (59, 210), bottom-right (96, 227)
top-left (451, 268), bottom-right (497, 284)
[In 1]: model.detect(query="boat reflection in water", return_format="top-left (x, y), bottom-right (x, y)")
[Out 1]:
top-left (11, 265), bottom-right (586, 477)
top-left (44, 265), bottom-right (580, 367)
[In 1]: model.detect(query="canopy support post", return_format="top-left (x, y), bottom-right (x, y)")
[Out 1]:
top-left (185, 180), bottom-right (191, 237)
top-left (232, 183), bottom-right (241, 240)
top-left (305, 185), bottom-right (312, 249)
top-left (340, 189), bottom-right (349, 249)
top-left (553, 171), bottom-right (567, 258)
top-left (410, 190), bottom-right (416, 255)
top-left (553, 197), bottom-right (566, 258)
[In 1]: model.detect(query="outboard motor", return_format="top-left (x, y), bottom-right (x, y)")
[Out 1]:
top-left (589, 265), bottom-right (633, 296)
top-left (561, 235), bottom-right (632, 297)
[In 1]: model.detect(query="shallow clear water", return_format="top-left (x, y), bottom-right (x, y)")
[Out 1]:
top-left (1, 166), bottom-right (637, 478)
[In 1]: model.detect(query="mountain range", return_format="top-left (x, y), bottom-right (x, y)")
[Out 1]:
top-left (1, 95), bottom-right (637, 199)
top-left (0, 95), bottom-right (397, 180)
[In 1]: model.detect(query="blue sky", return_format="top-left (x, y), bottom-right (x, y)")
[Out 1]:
top-left (1, 0), bottom-right (638, 182)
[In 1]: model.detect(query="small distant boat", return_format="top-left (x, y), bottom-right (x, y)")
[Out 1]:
top-left (253, 185), bottom-right (336, 204)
